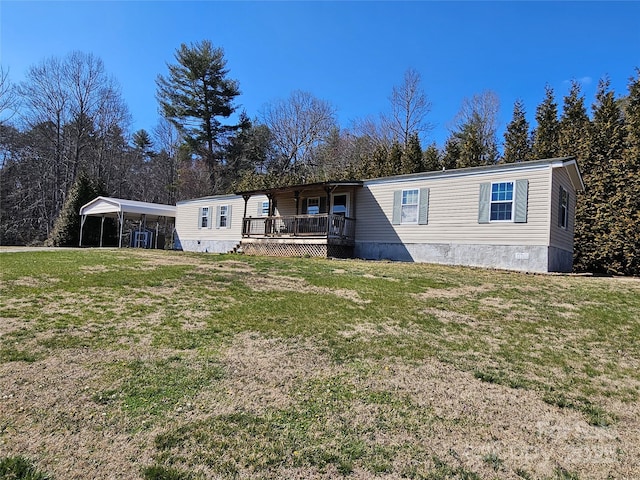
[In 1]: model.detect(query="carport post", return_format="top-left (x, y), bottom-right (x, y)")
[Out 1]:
top-left (99, 215), bottom-right (105, 247)
top-left (118, 211), bottom-right (124, 248)
top-left (79, 215), bottom-right (87, 247)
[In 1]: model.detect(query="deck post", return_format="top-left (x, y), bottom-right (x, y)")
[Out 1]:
top-left (242, 195), bottom-right (250, 222)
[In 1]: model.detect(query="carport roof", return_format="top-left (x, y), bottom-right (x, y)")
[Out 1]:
top-left (79, 197), bottom-right (176, 221)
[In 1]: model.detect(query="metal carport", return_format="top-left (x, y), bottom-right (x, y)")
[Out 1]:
top-left (79, 197), bottom-right (177, 248)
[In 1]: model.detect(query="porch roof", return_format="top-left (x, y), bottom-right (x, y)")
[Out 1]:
top-left (235, 180), bottom-right (363, 197)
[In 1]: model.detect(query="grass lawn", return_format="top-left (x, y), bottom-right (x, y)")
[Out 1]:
top-left (0, 248), bottom-right (638, 479)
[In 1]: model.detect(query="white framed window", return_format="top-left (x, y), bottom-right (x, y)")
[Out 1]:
top-left (332, 193), bottom-right (349, 217)
top-left (260, 201), bottom-right (270, 217)
top-left (200, 207), bottom-right (210, 228)
top-left (559, 186), bottom-right (569, 229)
top-left (307, 197), bottom-right (320, 215)
top-left (219, 205), bottom-right (229, 228)
top-left (401, 189), bottom-right (419, 224)
top-left (490, 182), bottom-right (514, 221)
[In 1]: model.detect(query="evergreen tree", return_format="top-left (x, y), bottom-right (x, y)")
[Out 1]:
top-left (401, 132), bottom-right (423, 174)
top-left (132, 129), bottom-right (155, 160)
top-left (574, 78), bottom-right (627, 273)
top-left (156, 40), bottom-right (241, 193)
top-left (615, 69), bottom-right (640, 275)
top-left (558, 81), bottom-right (591, 160)
top-left (47, 172), bottom-right (111, 247)
top-left (451, 91), bottom-right (500, 168)
top-left (502, 99), bottom-right (531, 163)
top-left (441, 136), bottom-right (460, 170)
top-left (359, 143), bottom-right (389, 178)
top-left (385, 141), bottom-right (403, 176)
top-left (422, 143), bottom-right (441, 171)
top-left (532, 85), bottom-right (560, 159)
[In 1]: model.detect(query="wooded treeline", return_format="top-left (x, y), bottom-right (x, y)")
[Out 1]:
top-left (0, 42), bottom-right (638, 275)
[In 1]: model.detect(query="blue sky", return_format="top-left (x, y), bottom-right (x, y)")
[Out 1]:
top-left (1, 1), bottom-right (638, 149)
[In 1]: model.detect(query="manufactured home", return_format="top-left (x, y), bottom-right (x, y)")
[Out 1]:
top-left (172, 157), bottom-right (584, 273)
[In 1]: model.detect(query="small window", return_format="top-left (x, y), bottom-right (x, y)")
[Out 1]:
top-left (559, 186), bottom-right (568, 229)
top-left (200, 207), bottom-right (209, 228)
top-left (307, 197), bottom-right (320, 215)
top-left (260, 201), bottom-right (270, 217)
top-left (401, 189), bottom-right (419, 224)
top-left (490, 182), bottom-right (514, 221)
top-left (219, 205), bottom-right (228, 228)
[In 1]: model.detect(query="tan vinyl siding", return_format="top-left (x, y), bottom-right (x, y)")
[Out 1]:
top-left (273, 196), bottom-right (297, 216)
top-left (357, 166), bottom-right (552, 246)
top-left (176, 195), bottom-right (268, 241)
top-left (549, 167), bottom-right (576, 251)
top-left (273, 186), bottom-right (357, 216)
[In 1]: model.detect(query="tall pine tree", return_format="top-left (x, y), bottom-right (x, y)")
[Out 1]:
top-left (156, 40), bottom-right (241, 193)
top-left (608, 71), bottom-right (640, 275)
top-left (532, 85), bottom-right (559, 159)
top-left (558, 81), bottom-right (591, 160)
top-left (422, 143), bottom-right (441, 171)
top-left (441, 136), bottom-right (460, 170)
top-left (401, 132), bottom-right (423, 174)
top-left (502, 99), bottom-right (531, 163)
top-left (574, 78), bottom-right (626, 273)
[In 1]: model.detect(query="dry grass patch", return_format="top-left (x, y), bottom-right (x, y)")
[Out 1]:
top-left (413, 283), bottom-right (495, 300)
top-left (244, 274), bottom-right (370, 305)
top-left (338, 321), bottom-right (422, 339)
top-left (0, 349), bottom-right (163, 479)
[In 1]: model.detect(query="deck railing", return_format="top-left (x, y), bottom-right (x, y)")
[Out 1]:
top-left (242, 214), bottom-right (356, 240)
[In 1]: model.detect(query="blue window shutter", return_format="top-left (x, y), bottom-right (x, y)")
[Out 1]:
top-left (392, 190), bottom-right (402, 225)
top-left (215, 205), bottom-right (221, 229)
top-left (301, 198), bottom-right (308, 214)
top-left (514, 179), bottom-right (529, 223)
top-left (418, 188), bottom-right (429, 225)
top-left (227, 205), bottom-right (232, 229)
top-left (198, 207), bottom-right (203, 229)
top-left (478, 183), bottom-right (491, 223)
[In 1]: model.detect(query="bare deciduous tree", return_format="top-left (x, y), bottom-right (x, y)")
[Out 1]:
top-left (259, 90), bottom-right (336, 179)
top-left (0, 66), bottom-right (19, 125)
top-left (352, 68), bottom-right (432, 152)
top-left (12, 52), bottom-right (128, 240)
top-left (384, 68), bottom-right (433, 148)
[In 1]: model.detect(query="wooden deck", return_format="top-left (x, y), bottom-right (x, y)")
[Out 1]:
top-left (240, 214), bottom-right (356, 258)
top-left (242, 214), bottom-right (356, 243)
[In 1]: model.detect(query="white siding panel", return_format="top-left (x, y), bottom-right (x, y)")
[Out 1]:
top-left (356, 167), bottom-right (552, 246)
top-left (176, 195), bottom-right (268, 242)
